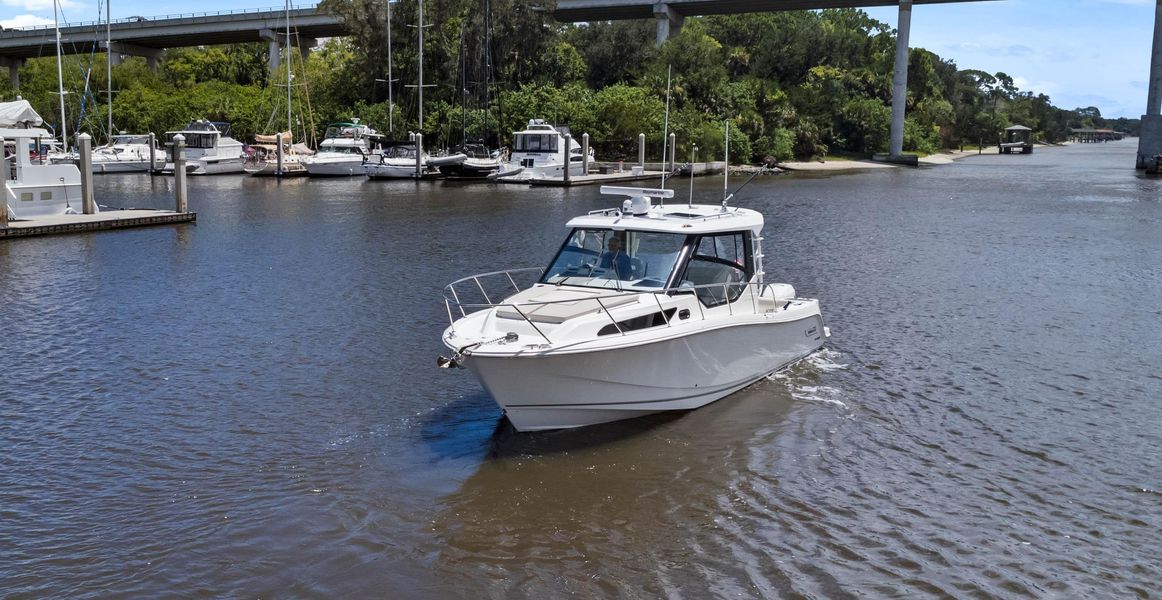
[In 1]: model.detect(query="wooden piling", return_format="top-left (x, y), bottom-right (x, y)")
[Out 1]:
top-left (276, 132), bottom-right (284, 176)
top-left (564, 133), bottom-right (572, 183)
top-left (148, 132), bottom-right (157, 175)
top-left (78, 133), bottom-right (95, 214)
top-left (415, 133), bottom-right (423, 179)
top-left (173, 134), bottom-right (188, 213)
top-left (668, 132), bottom-right (676, 174)
top-left (582, 133), bottom-right (590, 176)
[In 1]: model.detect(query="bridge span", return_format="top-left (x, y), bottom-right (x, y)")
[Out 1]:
top-left (0, 6), bottom-right (343, 85)
top-left (556, 0), bottom-right (987, 44)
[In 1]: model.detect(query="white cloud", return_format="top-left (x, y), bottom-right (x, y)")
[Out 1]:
top-left (1, 0), bottom-right (80, 12)
top-left (0, 13), bottom-right (54, 28)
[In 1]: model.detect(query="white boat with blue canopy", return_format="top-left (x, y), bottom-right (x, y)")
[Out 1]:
top-left (440, 186), bottom-right (828, 431)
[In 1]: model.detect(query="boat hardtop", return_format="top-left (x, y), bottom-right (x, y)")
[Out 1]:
top-left (565, 193), bottom-right (765, 237)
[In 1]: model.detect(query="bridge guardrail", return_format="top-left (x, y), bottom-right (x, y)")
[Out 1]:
top-left (8, 4), bottom-right (325, 32)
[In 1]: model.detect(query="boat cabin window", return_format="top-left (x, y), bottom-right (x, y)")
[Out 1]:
top-left (541, 228), bottom-right (686, 290)
top-left (679, 232), bottom-right (751, 307)
top-left (168, 132), bottom-right (218, 149)
top-left (515, 133), bottom-right (558, 153)
top-left (320, 143), bottom-right (362, 154)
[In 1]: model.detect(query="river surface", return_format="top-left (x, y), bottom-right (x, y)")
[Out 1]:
top-left (2, 140), bottom-right (1159, 598)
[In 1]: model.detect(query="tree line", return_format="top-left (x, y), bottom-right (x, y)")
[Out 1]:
top-left (0, 0), bottom-right (1139, 163)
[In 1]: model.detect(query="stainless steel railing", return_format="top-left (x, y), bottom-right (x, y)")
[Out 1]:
top-left (443, 268), bottom-right (795, 345)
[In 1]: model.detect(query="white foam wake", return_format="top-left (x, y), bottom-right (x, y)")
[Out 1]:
top-left (767, 348), bottom-right (850, 409)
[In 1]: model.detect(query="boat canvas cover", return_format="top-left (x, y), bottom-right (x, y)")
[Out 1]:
top-left (0, 100), bottom-right (43, 127)
top-left (254, 131), bottom-right (294, 144)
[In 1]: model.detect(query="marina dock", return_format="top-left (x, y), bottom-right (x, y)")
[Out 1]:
top-left (0, 209), bottom-right (196, 239)
top-left (516, 161), bottom-right (726, 187)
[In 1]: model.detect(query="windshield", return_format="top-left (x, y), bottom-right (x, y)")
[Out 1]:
top-left (541, 228), bottom-right (688, 290)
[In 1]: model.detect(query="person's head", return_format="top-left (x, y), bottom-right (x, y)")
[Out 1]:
top-left (607, 236), bottom-right (622, 252)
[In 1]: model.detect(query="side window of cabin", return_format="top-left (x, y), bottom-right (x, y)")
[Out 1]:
top-left (681, 232), bottom-right (750, 307)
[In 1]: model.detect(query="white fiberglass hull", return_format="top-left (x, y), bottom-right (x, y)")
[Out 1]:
top-left (92, 158), bottom-right (164, 173)
top-left (304, 155), bottom-right (365, 177)
top-left (163, 155), bottom-right (245, 175)
top-left (365, 160), bottom-right (428, 179)
top-left (457, 314), bottom-right (826, 431)
top-left (495, 159), bottom-right (583, 182)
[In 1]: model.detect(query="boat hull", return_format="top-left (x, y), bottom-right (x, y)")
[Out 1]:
top-left (244, 161), bottom-right (308, 177)
top-left (163, 156), bottom-right (245, 175)
top-left (461, 314), bottom-right (826, 431)
top-left (365, 161), bottom-right (428, 179)
top-left (92, 159), bottom-right (164, 173)
top-left (304, 157), bottom-right (365, 177)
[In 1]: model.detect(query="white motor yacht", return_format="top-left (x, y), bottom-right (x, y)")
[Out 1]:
top-left (162, 120), bottom-right (245, 175)
top-left (90, 134), bottom-right (165, 173)
top-left (439, 186), bottom-right (828, 431)
top-left (1, 100), bottom-right (88, 219)
top-left (493, 119), bottom-right (592, 181)
top-left (303, 121), bottom-right (377, 177)
top-left (364, 141), bottom-right (434, 179)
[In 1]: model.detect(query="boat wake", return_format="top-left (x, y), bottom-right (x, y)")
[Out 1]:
top-left (766, 348), bottom-right (849, 409)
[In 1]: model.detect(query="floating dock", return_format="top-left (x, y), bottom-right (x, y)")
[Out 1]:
top-left (510, 161), bottom-right (726, 187)
top-left (0, 210), bottom-right (196, 239)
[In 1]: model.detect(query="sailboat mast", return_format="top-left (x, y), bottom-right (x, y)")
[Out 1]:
top-left (106, 0), bottom-right (112, 140)
top-left (285, 0), bottom-right (293, 138)
top-left (54, 0), bottom-right (68, 151)
top-left (418, 0), bottom-right (424, 130)
top-left (387, 0), bottom-right (393, 132)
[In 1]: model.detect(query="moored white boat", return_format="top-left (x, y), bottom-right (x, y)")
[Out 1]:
top-left (434, 143), bottom-right (504, 179)
top-left (1, 99), bottom-right (88, 219)
top-left (161, 120), bottom-right (245, 175)
top-left (364, 141), bottom-right (434, 179)
top-left (303, 121), bottom-right (377, 177)
top-left (492, 119), bottom-right (592, 181)
top-left (243, 131), bottom-right (311, 177)
top-left (440, 186), bottom-right (828, 431)
top-left (90, 134), bottom-right (165, 173)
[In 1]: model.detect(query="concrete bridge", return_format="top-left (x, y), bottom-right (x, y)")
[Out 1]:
top-left (0, 6), bottom-right (344, 87)
top-left (555, 0), bottom-right (984, 45)
top-left (3, 0), bottom-right (1160, 169)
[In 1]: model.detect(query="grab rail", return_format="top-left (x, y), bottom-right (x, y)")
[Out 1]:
top-left (443, 268), bottom-right (799, 345)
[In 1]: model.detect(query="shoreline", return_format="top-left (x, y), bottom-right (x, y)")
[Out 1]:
top-left (767, 142), bottom-right (1068, 173)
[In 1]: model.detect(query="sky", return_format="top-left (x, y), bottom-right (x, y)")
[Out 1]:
top-left (1, 0), bottom-right (1157, 119)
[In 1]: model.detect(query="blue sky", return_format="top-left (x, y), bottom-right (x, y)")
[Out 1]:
top-left (2, 0), bottom-right (1156, 119)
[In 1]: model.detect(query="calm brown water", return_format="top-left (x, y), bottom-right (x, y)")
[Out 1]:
top-left (2, 140), bottom-right (1159, 598)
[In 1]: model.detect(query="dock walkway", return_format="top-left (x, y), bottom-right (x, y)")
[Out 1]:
top-left (0, 210), bottom-right (196, 239)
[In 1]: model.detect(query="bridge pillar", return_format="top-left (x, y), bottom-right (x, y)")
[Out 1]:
top-left (261, 29), bottom-right (282, 71)
top-left (104, 41), bottom-right (163, 69)
top-left (261, 29), bottom-right (315, 73)
top-left (1137, 0), bottom-right (1162, 169)
top-left (653, 3), bottom-right (684, 45)
top-left (299, 37), bottom-right (316, 62)
top-left (887, 0), bottom-right (914, 162)
top-left (0, 57), bottom-right (24, 89)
